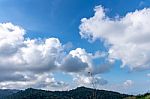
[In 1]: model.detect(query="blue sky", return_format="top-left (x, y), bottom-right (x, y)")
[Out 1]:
top-left (0, 0), bottom-right (150, 94)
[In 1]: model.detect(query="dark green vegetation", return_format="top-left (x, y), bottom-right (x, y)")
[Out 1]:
top-left (124, 93), bottom-right (150, 99)
top-left (0, 87), bottom-right (149, 99)
top-left (136, 93), bottom-right (150, 99)
top-left (0, 87), bottom-right (130, 99)
top-left (0, 89), bottom-right (19, 99)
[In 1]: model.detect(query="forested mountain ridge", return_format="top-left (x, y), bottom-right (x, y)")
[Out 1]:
top-left (0, 89), bottom-right (19, 99)
top-left (1, 86), bottom-right (131, 99)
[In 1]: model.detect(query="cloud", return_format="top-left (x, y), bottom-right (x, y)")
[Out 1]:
top-left (69, 48), bottom-right (92, 66)
top-left (20, 38), bottom-right (64, 73)
top-left (30, 73), bottom-right (69, 90)
top-left (0, 23), bottom-right (65, 73)
top-left (0, 23), bottom-right (24, 56)
top-left (92, 64), bottom-right (112, 75)
top-left (0, 38), bottom-right (63, 73)
top-left (69, 48), bottom-right (112, 75)
top-left (0, 22), bottom-right (110, 89)
top-left (0, 72), bottom-right (26, 82)
top-left (0, 23), bottom-right (68, 89)
top-left (60, 54), bottom-right (88, 73)
top-left (79, 5), bottom-right (150, 70)
top-left (73, 74), bottom-right (108, 87)
top-left (0, 73), bottom-right (69, 90)
top-left (123, 80), bottom-right (133, 87)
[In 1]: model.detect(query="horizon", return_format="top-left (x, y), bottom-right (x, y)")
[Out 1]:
top-left (0, 0), bottom-right (150, 95)
top-left (0, 86), bottom-right (136, 95)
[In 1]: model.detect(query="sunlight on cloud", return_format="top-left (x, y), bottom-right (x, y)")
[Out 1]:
top-left (0, 22), bottom-right (108, 89)
top-left (79, 5), bottom-right (150, 70)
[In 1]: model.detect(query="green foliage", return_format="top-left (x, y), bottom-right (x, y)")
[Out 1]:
top-left (2, 87), bottom-right (130, 99)
top-left (136, 93), bottom-right (150, 99)
top-left (124, 93), bottom-right (150, 99)
top-left (1, 87), bottom-right (150, 99)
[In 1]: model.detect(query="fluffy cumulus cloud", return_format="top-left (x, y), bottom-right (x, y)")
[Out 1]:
top-left (0, 73), bottom-right (68, 90)
top-left (0, 23), bottom-right (71, 89)
top-left (0, 23), bottom-right (25, 56)
top-left (68, 48), bottom-right (112, 75)
top-left (79, 5), bottom-right (150, 70)
top-left (0, 22), bottom-right (109, 89)
top-left (20, 38), bottom-right (63, 72)
top-left (62, 48), bottom-right (110, 87)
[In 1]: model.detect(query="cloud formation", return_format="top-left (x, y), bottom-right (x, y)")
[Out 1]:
top-left (0, 23), bottom-right (24, 57)
top-left (123, 80), bottom-right (133, 88)
top-left (0, 73), bottom-right (68, 90)
top-left (73, 74), bottom-right (108, 87)
top-left (79, 6), bottom-right (150, 70)
top-left (0, 22), bottom-right (110, 89)
top-left (60, 54), bottom-right (88, 73)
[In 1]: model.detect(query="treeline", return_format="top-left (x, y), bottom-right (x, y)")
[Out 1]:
top-left (2, 87), bottom-right (130, 99)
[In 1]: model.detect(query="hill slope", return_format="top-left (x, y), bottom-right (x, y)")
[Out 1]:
top-left (4, 87), bottom-right (130, 99)
top-left (0, 89), bottom-right (19, 99)
top-left (136, 93), bottom-right (150, 99)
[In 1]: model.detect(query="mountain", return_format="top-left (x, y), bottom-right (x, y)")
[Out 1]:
top-left (2, 86), bottom-right (131, 99)
top-left (0, 89), bottom-right (19, 99)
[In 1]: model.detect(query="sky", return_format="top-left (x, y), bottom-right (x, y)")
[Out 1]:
top-left (0, 0), bottom-right (150, 94)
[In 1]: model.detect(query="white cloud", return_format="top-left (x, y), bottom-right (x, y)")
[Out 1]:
top-left (69, 48), bottom-right (93, 73)
top-left (68, 48), bottom-right (112, 75)
top-left (73, 74), bottom-right (108, 87)
top-left (79, 5), bottom-right (150, 70)
top-left (20, 38), bottom-right (64, 72)
top-left (0, 23), bottom-right (69, 89)
top-left (0, 23), bottom-right (25, 56)
top-left (0, 23), bottom-right (66, 74)
top-left (123, 80), bottom-right (133, 87)
top-left (0, 73), bottom-right (68, 90)
top-left (0, 22), bottom-right (110, 89)
top-left (69, 48), bottom-right (92, 65)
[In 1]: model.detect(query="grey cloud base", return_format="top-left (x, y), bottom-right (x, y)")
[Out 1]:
top-left (0, 23), bottom-right (109, 89)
